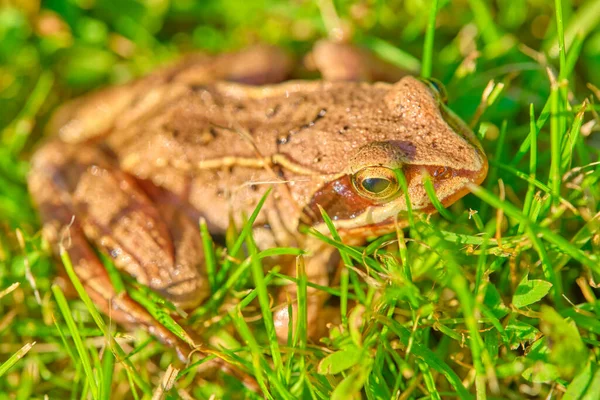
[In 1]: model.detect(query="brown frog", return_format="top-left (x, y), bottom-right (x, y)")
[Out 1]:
top-left (28, 44), bottom-right (488, 360)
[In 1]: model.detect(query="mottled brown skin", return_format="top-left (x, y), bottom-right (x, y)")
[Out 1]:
top-left (28, 44), bottom-right (488, 360)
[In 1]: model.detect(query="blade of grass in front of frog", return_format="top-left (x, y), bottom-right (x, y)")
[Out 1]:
top-left (127, 286), bottom-right (195, 347)
top-left (199, 217), bottom-right (218, 293)
top-left (384, 337), bottom-right (408, 395)
top-left (366, 338), bottom-right (393, 398)
top-left (418, 360), bottom-right (442, 400)
top-left (305, 227), bottom-right (383, 272)
top-left (363, 233), bottom-right (396, 255)
top-left (554, 0), bottom-right (568, 80)
top-left (244, 230), bottom-right (284, 381)
top-left (218, 213), bottom-right (240, 288)
top-left (202, 269), bottom-right (281, 338)
top-left (423, 175), bottom-right (455, 222)
top-left (51, 284), bottom-right (99, 400)
top-left (518, 104), bottom-right (539, 235)
top-left (122, 275), bottom-right (182, 315)
top-left (205, 346), bottom-right (265, 397)
top-left (560, 100), bottom-right (586, 173)
top-left (564, 33), bottom-right (584, 83)
top-left (232, 211), bottom-right (256, 293)
top-left (511, 98), bottom-right (551, 167)
top-left (420, 0), bottom-right (439, 79)
top-left (473, 223), bottom-right (495, 297)
top-left (188, 247), bottom-right (301, 322)
top-left (228, 308), bottom-right (272, 399)
top-left (269, 271), bottom-right (356, 300)
top-left (88, 341), bottom-right (105, 399)
top-left (284, 256), bottom-right (308, 389)
top-left (293, 256), bottom-right (308, 349)
top-left (100, 345), bottom-right (115, 400)
top-left (217, 188), bottom-right (272, 285)
top-left (177, 354), bottom-right (218, 379)
top-left (52, 313), bottom-right (78, 366)
top-left (396, 168), bottom-right (415, 281)
top-left (0, 341), bottom-right (35, 379)
top-left (59, 248), bottom-right (151, 395)
top-left (119, 337), bottom-right (154, 362)
top-left (318, 205), bottom-right (353, 323)
top-left (480, 120), bottom-right (507, 220)
top-left (490, 162), bottom-right (555, 195)
top-left (549, 71), bottom-right (564, 206)
top-left (375, 315), bottom-right (471, 400)
top-left (97, 251), bottom-right (125, 295)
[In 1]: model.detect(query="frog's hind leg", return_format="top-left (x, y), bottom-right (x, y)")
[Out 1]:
top-left (28, 141), bottom-right (209, 360)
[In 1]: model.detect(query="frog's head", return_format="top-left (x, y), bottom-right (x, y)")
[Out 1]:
top-left (301, 76), bottom-right (488, 238)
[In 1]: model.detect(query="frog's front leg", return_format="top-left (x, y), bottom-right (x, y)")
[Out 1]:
top-left (28, 142), bottom-right (209, 360)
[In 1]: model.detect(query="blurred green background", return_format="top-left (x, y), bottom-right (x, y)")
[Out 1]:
top-left (2, 0), bottom-right (600, 227)
top-left (2, 0), bottom-right (600, 125)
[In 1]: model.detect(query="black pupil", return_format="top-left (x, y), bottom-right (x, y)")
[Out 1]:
top-left (361, 177), bottom-right (390, 194)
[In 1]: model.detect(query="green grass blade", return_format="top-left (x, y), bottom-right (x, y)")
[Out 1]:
top-left (421, 0), bottom-right (439, 79)
top-left (423, 175), bottom-right (455, 222)
top-left (469, 184), bottom-right (598, 269)
top-left (554, 0), bottom-right (568, 80)
top-left (0, 342), bottom-right (35, 379)
top-left (518, 104), bottom-right (538, 234)
top-left (199, 217), bottom-right (218, 292)
top-left (218, 188), bottom-right (272, 283)
top-left (377, 316), bottom-right (471, 399)
top-left (245, 228), bottom-right (283, 379)
top-left (52, 284), bottom-right (99, 400)
top-left (318, 205), bottom-right (354, 324)
top-left (59, 248), bottom-right (151, 395)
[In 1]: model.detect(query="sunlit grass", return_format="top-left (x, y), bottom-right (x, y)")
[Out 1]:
top-left (1, 0), bottom-right (600, 399)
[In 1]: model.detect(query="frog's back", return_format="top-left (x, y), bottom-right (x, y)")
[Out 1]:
top-left (107, 81), bottom-right (391, 178)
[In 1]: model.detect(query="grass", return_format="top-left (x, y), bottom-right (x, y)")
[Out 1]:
top-left (1, 0), bottom-right (600, 399)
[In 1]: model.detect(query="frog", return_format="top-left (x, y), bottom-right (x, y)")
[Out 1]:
top-left (27, 43), bottom-right (488, 361)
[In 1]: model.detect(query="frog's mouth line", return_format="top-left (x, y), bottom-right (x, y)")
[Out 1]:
top-left (301, 160), bottom-right (488, 238)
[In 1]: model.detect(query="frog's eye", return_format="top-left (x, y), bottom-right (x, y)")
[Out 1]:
top-left (423, 78), bottom-right (448, 104)
top-left (352, 167), bottom-right (400, 201)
